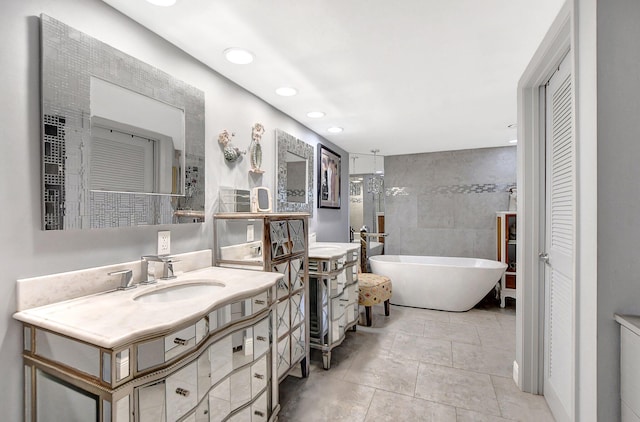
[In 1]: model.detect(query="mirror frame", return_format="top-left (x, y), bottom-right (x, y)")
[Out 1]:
top-left (40, 14), bottom-right (205, 230)
top-left (275, 129), bottom-right (314, 216)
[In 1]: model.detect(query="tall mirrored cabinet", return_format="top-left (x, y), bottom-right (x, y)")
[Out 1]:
top-left (214, 213), bottom-right (310, 382)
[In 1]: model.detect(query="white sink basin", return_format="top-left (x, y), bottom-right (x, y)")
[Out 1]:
top-left (134, 281), bottom-right (225, 303)
top-left (309, 245), bottom-right (346, 257)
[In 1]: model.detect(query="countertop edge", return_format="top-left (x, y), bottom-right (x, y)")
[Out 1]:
top-left (615, 313), bottom-right (640, 336)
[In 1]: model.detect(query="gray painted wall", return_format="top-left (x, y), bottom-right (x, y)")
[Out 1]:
top-left (384, 146), bottom-right (516, 259)
top-left (597, 0), bottom-right (640, 419)
top-left (0, 1), bottom-right (348, 419)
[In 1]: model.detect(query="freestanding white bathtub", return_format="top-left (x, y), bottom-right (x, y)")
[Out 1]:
top-left (369, 255), bottom-right (507, 312)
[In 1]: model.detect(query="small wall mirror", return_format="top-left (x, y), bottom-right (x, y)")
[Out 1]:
top-left (40, 14), bottom-right (205, 230)
top-left (275, 130), bottom-right (314, 216)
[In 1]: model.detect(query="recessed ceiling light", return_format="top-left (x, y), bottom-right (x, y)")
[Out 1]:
top-left (509, 139), bottom-right (518, 144)
top-left (328, 127), bottom-right (343, 133)
top-left (307, 111), bottom-right (325, 118)
top-left (146, 0), bottom-right (177, 6)
top-left (224, 48), bottom-right (254, 64)
top-left (275, 87), bottom-right (297, 97)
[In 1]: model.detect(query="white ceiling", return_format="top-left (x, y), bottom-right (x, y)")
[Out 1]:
top-left (101, 0), bottom-right (563, 157)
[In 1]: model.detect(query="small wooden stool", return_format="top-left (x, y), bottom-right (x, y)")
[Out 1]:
top-left (358, 273), bottom-right (392, 326)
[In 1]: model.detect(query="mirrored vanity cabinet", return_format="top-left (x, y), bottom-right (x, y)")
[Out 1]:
top-left (308, 243), bottom-right (360, 369)
top-left (214, 213), bottom-right (310, 381)
top-left (15, 266), bottom-right (280, 422)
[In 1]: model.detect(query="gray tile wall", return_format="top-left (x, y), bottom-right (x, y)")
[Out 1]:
top-left (384, 146), bottom-right (516, 259)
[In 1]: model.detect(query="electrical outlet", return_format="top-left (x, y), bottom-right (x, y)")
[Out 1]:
top-left (157, 230), bottom-right (171, 255)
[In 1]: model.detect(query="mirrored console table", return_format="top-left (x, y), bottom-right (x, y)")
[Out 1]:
top-left (308, 242), bottom-right (360, 369)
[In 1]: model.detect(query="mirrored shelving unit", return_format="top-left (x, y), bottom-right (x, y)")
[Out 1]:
top-left (214, 213), bottom-right (310, 382)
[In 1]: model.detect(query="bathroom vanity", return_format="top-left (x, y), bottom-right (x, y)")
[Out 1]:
top-left (14, 264), bottom-right (281, 422)
top-left (214, 213), bottom-right (310, 381)
top-left (308, 242), bottom-right (360, 369)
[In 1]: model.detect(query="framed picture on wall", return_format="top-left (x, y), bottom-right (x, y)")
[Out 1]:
top-left (318, 144), bottom-right (341, 209)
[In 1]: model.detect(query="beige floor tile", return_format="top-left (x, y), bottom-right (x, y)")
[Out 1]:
top-left (390, 332), bottom-right (452, 366)
top-left (372, 314), bottom-right (427, 336)
top-left (452, 342), bottom-right (514, 378)
top-left (415, 363), bottom-right (501, 416)
top-left (344, 353), bottom-right (420, 396)
top-left (448, 309), bottom-right (501, 328)
top-left (423, 320), bottom-right (482, 345)
top-left (278, 299), bottom-right (552, 422)
top-left (364, 389), bottom-right (456, 422)
top-left (456, 408), bottom-right (513, 421)
top-left (476, 324), bottom-right (516, 352)
top-left (278, 373), bottom-right (375, 422)
top-left (492, 376), bottom-right (556, 421)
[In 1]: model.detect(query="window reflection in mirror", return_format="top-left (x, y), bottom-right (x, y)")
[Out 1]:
top-left (90, 77), bottom-right (185, 195)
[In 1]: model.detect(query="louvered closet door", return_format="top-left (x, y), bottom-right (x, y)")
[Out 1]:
top-left (543, 52), bottom-right (575, 421)
top-left (90, 125), bottom-right (155, 193)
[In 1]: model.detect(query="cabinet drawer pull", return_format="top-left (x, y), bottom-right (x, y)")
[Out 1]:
top-left (173, 337), bottom-right (188, 346)
top-left (256, 335), bottom-right (267, 342)
top-left (253, 373), bottom-right (265, 380)
top-left (254, 410), bottom-right (265, 417)
top-left (254, 299), bottom-right (266, 305)
top-left (175, 388), bottom-right (190, 397)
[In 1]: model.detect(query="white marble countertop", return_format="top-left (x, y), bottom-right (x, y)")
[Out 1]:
top-left (308, 242), bottom-right (359, 259)
top-left (13, 266), bottom-right (281, 349)
top-left (615, 314), bottom-right (640, 337)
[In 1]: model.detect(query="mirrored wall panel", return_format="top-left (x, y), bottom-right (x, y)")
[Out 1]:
top-left (41, 14), bottom-right (205, 230)
top-left (275, 129), bottom-right (314, 216)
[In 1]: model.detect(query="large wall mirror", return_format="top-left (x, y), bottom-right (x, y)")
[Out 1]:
top-left (40, 14), bottom-right (205, 230)
top-left (275, 130), bottom-right (314, 216)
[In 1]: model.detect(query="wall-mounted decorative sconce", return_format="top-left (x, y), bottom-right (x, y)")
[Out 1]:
top-left (249, 123), bottom-right (265, 174)
top-left (218, 129), bottom-right (245, 163)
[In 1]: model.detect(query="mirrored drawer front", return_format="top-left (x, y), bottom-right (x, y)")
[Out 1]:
top-left (210, 294), bottom-right (271, 333)
top-left (346, 250), bottom-right (359, 264)
top-left (137, 320), bottom-right (202, 371)
top-left (330, 317), bottom-right (345, 343)
top-left (346, 283), bottom-right (358, 305)
top-left (346, 267), bottom-right (356, 284)
top-left (251, 355), bottom-right (268, 397)
top-left (345, 303), bottom-right (357, 325)
top-left (137, 361), bottom-right (198, 422)
top-left (166, 361), bottom-right (198, 421)
top-left (331, 296), bottom-right (346, 320)
top-left (165, 324), bottom-right (197, 361)
top-left (208, 367), bottom-right (254, 421)
top-left (252, 391), bottom-right (269, 422)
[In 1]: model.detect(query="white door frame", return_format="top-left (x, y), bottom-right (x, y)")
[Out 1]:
top-left (515, 0), bottom-right (571, 398)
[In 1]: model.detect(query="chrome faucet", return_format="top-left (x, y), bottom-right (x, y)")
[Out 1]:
top-left (141, 255), bottom-right (180, 282)
top-left (109, 269), bottom-right (135, 290)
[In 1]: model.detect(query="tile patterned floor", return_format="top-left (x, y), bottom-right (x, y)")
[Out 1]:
top-left (278, 299), bottom-right (555, 421)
